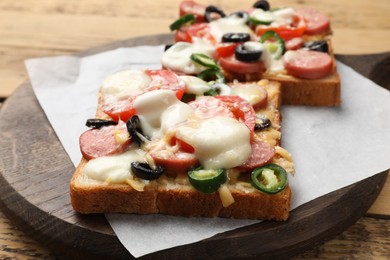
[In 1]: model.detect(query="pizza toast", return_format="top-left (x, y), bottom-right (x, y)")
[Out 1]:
top-left (70, 72), bottom-right (294, 221)
top-left (165, 0), bottom-right (340, 106)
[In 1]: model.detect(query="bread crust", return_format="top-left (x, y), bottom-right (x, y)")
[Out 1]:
top-left (70, 80), bottom-right (292, 221)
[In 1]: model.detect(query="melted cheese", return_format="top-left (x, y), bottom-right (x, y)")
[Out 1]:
top-left (179, 75), bottom-right (211, 95)
top-left (271, 8), bottom-right (296, 27)
top-left (231, 83), bottom-right (266, 106)
top-left (161, 41), bottom-right (216, 75)
top-left (261, 48), bottom-right (285, 72)
top-left (101, 70), bottom-right (151, 100)
top-left (209, 16), bottom-right (254, 42)
top-left (83, 149), bottom-right (146, 184)
top-left (133, 90), bottom-right (194, 139)
top-left (175, 116), bottom-right (251, 169)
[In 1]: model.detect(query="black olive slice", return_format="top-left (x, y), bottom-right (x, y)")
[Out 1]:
top-left (126, 116), bottom-right (147, 146)
top-left (204, 5), bottom-right (226, 22)
top-left (255, 117), bottom-right (271, 131)
top-left (253, 0), bottom-right (270, 11)
top-left (222, 33), bottom-right (251, 43)
top-left (85, 119), bottom-right (118, 129)
top-left (131, 162), bottom-right (164, 180)
top-left (235, 44), bottom-right (263, 62)
top-left (305, 40), bottom-right (329, 53)
top-left (228, 11), bottom-right (250, 22)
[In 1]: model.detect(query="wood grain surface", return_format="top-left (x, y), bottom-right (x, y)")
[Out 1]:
top-left (0, 0), bottom-right (389, 259)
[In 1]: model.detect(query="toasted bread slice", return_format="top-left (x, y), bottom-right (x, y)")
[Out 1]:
top-left (70, 79), bottom-right (293, 220)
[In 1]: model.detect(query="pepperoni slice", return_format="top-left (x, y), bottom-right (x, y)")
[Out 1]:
top-left (189, 96), bottom-right (235, 119)
top-left (295, 8), bottom-right (331, 35)
top-left (283, 50), bottom-right (333, 79)
top-left (236, 139), bottom-right (275, 170)
top-left (220, 56), bottom-right (266, 74)
top-left (79, 123), bottom-right (130, 160)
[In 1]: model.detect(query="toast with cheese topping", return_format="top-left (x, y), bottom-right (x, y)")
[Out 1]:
top-left (70, 77), bottom-right (294, 221)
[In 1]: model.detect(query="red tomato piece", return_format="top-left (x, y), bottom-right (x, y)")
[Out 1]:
top-left (219, 56), bottom-right (266, 74)
top-left (144, 69), bottom-right (186, 100)
top-left (102, 96), bottom-right (137, 122)
top-left (189, 96), bottom-right (235, 119)
top-left (182, 23), bottom-right (217, 45)
top-left (79, 123), bottom-right (130, 160)
top-left (149, 142), bottom-right (199, 177)
top-left (215, 95), bottom-right (256, 132)
top-left (255, 13), bottom-right (306, 40)
top-left (170, 136), bottom-right (195, 153)
top-left (179, 0), bottom-right (206, 23)
top-left (175, 28), bottom-right (192, 43)
top-left (295, 8), bottom-right (331, 35)
top-left (283, 50), bottom-right (333, 79)
top-left (236, 139), bottom-right (275, 170)
top-left (102, 69), bottom-right (186, 121)
top-left (216, 43), bottom-right (239, 58)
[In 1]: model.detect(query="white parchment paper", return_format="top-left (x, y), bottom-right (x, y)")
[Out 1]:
top-left (25, 46), bottom-right (390, 258)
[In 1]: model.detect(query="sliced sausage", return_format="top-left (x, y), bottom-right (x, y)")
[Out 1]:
top-left (295, 8), bottom-right (331, 35)
top-left (79, 124), bottom-right (130, 160)
top-left (283, 50), bottom-right (333, 79)
top-left (285, 37), bottom-right (305, 51)
top-left (220, 56), bottom-right (266, 74)
top-left (236, 139), bottom-right (275, 170)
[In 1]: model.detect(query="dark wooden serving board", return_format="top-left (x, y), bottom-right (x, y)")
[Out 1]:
top-left (0, 34), bottom-right (389, 259)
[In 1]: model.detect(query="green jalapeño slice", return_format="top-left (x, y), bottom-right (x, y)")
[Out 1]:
top-left (251, 164), bottom-right (287, 194)
top-left (188, 167), bottom-right (227, 193)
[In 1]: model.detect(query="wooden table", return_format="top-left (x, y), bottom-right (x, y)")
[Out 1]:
top-left (0, 0), bottom-right (389, 258)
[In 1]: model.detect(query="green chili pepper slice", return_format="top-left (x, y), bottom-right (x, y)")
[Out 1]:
top-left (203, 87), bottom-right (219, 96)
top-left (197, 68), bottom-right (225, 83)
top-left (190, 53), bottom-right (219, 69)
top-left (259, 30), bottom-right (286, 59)
top-left (188, 167), bottom-right (227, 194)
top-left (251, 164), bottom-right (288, 194)
top-left (169, 14), bottom-right (196, 31)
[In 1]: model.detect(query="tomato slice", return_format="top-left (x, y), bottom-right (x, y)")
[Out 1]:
top-left (189, 96), bottom-right (235, 119)
top-left (170, 136), bottom-right (195, 153)
top-left (102, 69), bottom-right (186, 121)
top-left (216, 43), bottom-right (239, 58)
top-left (175, 28), bottom-right (192, 42)
top-left (102, 96), bottom-right (137, 122)
top-left (149, 141), bottom-right (199, 177)
top-left (255, 13), bottom-right (306, 40)
top-left (215, 95), bottom-right (256, 132)
top-left (144, 69), bottom-right (186, 100)
top-left (177, 23), bottom-right (218, 45)
top-left (179, 0), bottom-right (206, 23)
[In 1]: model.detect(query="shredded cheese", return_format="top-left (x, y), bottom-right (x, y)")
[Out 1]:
top-left (218, 184), bottom-right (235, 207)
top-left (126, 178), bottom-right (145, 191)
